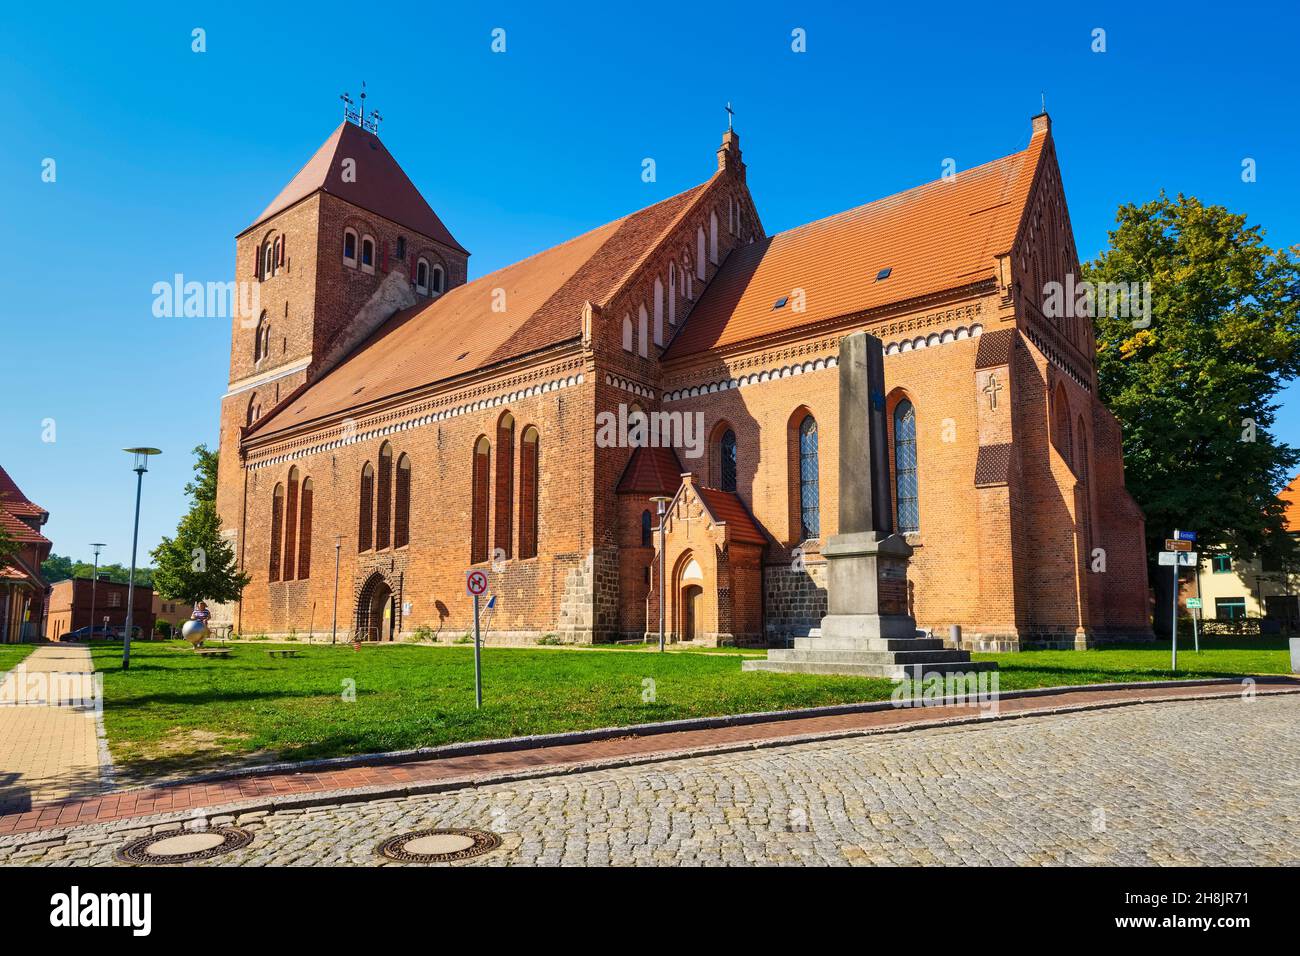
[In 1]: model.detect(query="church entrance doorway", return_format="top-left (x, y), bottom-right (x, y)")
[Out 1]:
top-left (682, 585), bottom-right (704, 642)
top-left (357, 574), bottom-right (396, 642)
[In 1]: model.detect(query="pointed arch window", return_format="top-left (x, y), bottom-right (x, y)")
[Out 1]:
top-left (263, 241), bottom-right (275, 278)
top-left (394, 454), bottom-right (411, 549)
top-left (1054, 385), bottom-right (1073, 469)
top-left (297, 477), bottom-right (313, 578)
top-left (622, 314), bottom-right (634, 352)
top-left (269, 483), bottom-right (284, 581)
top-left (494, 414), bottom-right (515, 559)
top-left (653, 277), bottom-right (665, 346)
top-left (719, 429), bottom-right (738, 493)
top-left (471, 437), bottom-right (491, 564)
top-left (254, 311), bottom-right (267, 362)
top-left (641, 509), bottom-right (652, 547)
top-left (282, 467), bottom-right (300, 580)
top-left (709, 210), bottom-right (719, 263)
top-left (519, 427), bottom-right (539, 559)
top-left (798, 415), bottom-right (820, 540)
top-left (637, 305), bottom-right (649, 357)
top-left (375, 443), bottom-right (393, 550)
top-left (893, 400), bottom-right (919, 533)
top-left (696, 228), bottom-right (707, 280)
top-left (358, 462), bottom-right (374, 552)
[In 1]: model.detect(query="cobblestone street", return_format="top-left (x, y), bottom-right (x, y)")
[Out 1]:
top-left (3, 695), bottom-right (1297, 866)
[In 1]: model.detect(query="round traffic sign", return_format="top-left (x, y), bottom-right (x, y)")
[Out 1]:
top-left (466, 569), bottom-right (489, 596)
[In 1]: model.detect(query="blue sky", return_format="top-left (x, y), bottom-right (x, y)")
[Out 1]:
top-left (1, 1), bottom-right (1297, 565)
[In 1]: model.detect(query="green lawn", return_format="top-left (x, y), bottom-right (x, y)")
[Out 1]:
top-left (89, 637), bottom-right (1292, 784)
top-left (0, 644), bottom-right (35, 672)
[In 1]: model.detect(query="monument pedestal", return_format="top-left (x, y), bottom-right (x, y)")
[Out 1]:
top-left (744, 532), bottom-right (993, 678)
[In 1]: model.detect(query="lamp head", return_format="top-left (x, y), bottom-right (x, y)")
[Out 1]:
top-left (123, 447), bottom-right (162, 472)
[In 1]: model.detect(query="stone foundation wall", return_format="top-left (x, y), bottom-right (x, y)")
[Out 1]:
top-left (763, 560), bottom-right (828, 645)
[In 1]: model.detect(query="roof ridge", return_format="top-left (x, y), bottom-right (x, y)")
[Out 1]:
top-left (768, 143), bottom-right (1037, 243)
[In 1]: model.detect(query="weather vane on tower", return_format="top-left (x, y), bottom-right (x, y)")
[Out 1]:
top-left (339, 81), bottom-right (383, 133)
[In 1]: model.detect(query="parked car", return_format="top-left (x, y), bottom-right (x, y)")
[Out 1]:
top-left (61, 625), bottom-right (142, 641)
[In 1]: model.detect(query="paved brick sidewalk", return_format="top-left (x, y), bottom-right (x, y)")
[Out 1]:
top-left (0, 644), bottom-right (104, 814)
top-left (1, 678), bottom-right (1293, 838)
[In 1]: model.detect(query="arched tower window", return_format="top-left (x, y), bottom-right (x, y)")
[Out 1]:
top-left (718, 429), bottom-right (738, 493)
top-left (519, 427), bottom-right (539, 559)
top-left (282, 467), bottom-right (300, 580)
top-left (471, 437), bottom-right (491, 564)
top-left (798, 415), bottom-right (820, 540)
top-left (358, 462), bottom-right (374, 552)
top-left (263, 241), bottom-right (275, 278)
top-left (375, 442), bottom-right (393, 550)
top-left (494, 414), bottom-right (515, 559)
top-left (394, 454), bottom-right (411, 549)
top-left (893, 400), bottom-right (919, 533)
top-left (269, 483), bottom-right (284, 581)
top-left (1054, 384), bottom-right (1073, 469)
top-left (297, 477), bottom-right (313, 578)
top-left (253, 311), bottom-right (266, 362)
top-left (641, 510), bottom-right (652, 547)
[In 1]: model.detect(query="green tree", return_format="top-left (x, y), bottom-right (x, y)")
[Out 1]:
top-left (150, 445), bottom-right (249, 605)
top-left (42, 553), bottom-right (154, 588)
top-left (1083, 193), bottom-right (1300, 568)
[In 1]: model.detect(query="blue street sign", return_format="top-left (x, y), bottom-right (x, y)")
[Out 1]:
top-left (1175, 529), bottom-right (1197, 542)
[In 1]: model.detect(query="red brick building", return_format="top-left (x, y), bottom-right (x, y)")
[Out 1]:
top-left (0, 466), bottom-right (51, 644)
top-left (216, 113), bottom-right (1151, 650)
top-left (44, 577), bottom-right (155, 641)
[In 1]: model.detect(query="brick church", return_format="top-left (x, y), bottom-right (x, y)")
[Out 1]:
top-left (215, 111), bottom-right (1152, 651)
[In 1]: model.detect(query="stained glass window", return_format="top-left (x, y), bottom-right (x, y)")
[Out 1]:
top-left (799, 416), bottom-right (819, 539)
top-left (720, 429), bottom-right (737, 492)
top-left (894, 401), bottom-right (919, 533)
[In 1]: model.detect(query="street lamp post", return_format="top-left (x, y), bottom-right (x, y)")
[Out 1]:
top-left (87, 543), bottom-right (106, 640)
top-left (331, 534), bottom-right (343, 645)
top-left (650, 495), bottom-right (673, 653)
top-left (121, 447), bottom-right (161, 671)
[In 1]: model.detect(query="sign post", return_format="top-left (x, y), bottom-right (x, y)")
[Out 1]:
top-left (466, 569), bottom-right (489, 708)
top-left (1187, 596), bottom-right (1202, 652)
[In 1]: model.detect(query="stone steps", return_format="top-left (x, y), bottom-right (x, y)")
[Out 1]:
top-left (767, 648), bottom-right (973, 665)
top-left (792, 636), bottom-right (946, 652)
top-left (742, 658), bottom-right (996, 679)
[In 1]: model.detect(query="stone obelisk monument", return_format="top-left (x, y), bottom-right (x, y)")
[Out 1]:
top-left (744, 332), bottom-right (993, 678)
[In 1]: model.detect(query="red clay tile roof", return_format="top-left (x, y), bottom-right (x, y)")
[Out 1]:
top-left (616, 447), bottom-right (684, 494)
top-left (1280, 473), bottom-right (1300, 533)
top-left (251, 181), bottom-right (711, 438)
top-left (696, 486), bottom-right (768, 546)
top-left (0, 508), bottom-right (49, 546)
top-left (0, 465), bottom-right (48, 527)
top-left (663, 130), bottom-right (1047, 359)
top-left (244, 122), bottom-right (467, 253)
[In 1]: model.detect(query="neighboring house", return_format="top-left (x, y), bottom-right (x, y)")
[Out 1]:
top-left (153, 594), bottom-right (192, 634)
top-left (44, 577), bottom-right (156, 640)
top-left (1190, 474), bottom-right (1300, 628)
top-left (0, 465), bottom-right (52, 643)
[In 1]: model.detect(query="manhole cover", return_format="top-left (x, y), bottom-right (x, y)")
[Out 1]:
top-left (377, 827), bottom-right (502, 863)
top-left (115, 827), bottom-right (254, 865)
